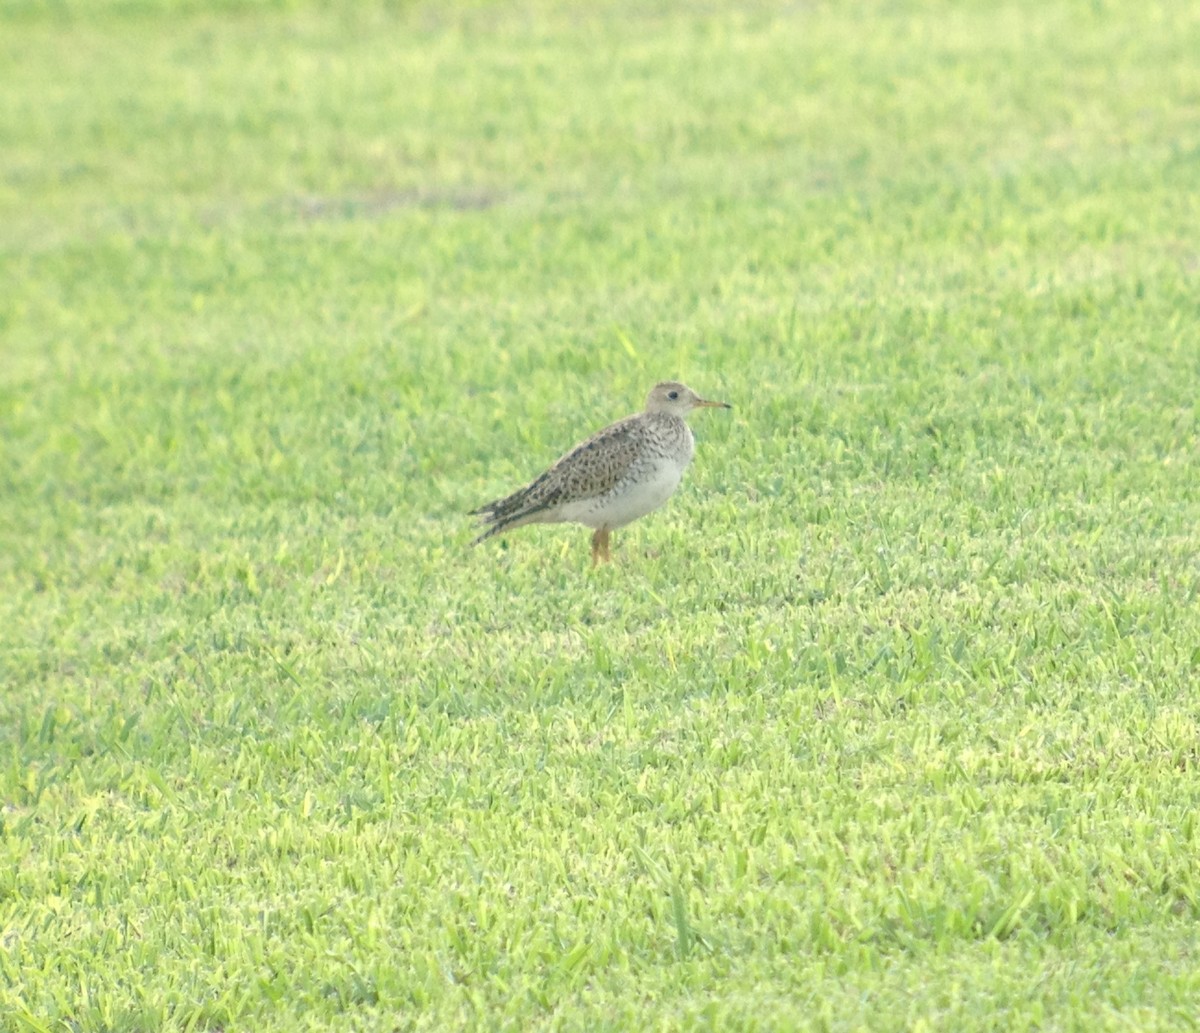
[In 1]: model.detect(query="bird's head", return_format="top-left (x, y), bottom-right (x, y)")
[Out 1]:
top-left (644, 381), bottom-right (731, 417)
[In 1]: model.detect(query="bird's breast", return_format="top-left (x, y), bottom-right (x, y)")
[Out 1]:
top-left (645, 415), bottom-right (694, 466)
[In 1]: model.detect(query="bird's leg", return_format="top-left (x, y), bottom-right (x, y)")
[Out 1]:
top-left (591, 529), bottom-right (611, 566)
top-left (602, 530), bottom-right (612, 563)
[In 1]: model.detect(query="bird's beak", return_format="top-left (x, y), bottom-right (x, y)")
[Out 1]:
top-left (696, 398), bottom-right (732, 409)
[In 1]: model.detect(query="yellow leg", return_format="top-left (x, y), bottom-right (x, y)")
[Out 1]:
top-left (591, 529), bottom-right (612, 566)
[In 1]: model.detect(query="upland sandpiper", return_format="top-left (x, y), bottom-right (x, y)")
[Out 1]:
top-left (471, 381), bottom-right (731, 565)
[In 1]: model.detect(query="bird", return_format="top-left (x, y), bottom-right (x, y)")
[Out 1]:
top-left (471, 381), bottom-right (731, 565)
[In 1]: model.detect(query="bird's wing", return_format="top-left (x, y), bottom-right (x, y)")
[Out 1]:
top-left (474, 414), bottom-right (644, 524)
top-left (547, 415), bottom-right (645, 500)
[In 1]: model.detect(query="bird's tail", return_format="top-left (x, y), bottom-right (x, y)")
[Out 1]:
top-left (468, 490), bottom-right (523, 545)
top-left (470, 520), bottom-right (508, 546)
top-left (469, 481), bottom-right (555, 546)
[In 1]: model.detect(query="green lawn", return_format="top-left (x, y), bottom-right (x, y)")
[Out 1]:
top-left (3, 0), bottom-right (1200, 1029)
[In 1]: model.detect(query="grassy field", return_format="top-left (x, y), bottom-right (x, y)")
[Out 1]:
top-left (3, 0), bottom-right (1200, 1029)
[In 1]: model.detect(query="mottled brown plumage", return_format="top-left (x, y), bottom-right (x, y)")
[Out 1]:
top-left (471, 381), bottom-right (730, 564)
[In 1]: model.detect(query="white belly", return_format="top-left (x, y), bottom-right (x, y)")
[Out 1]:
top-left (560, 459), bottom-right (685, 530)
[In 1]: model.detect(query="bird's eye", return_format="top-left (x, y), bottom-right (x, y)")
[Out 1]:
top-left (667, 390), bottom-right (679, 400)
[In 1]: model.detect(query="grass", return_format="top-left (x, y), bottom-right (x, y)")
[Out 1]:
top-left (3, 0), bottom-right (1200, 1029)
